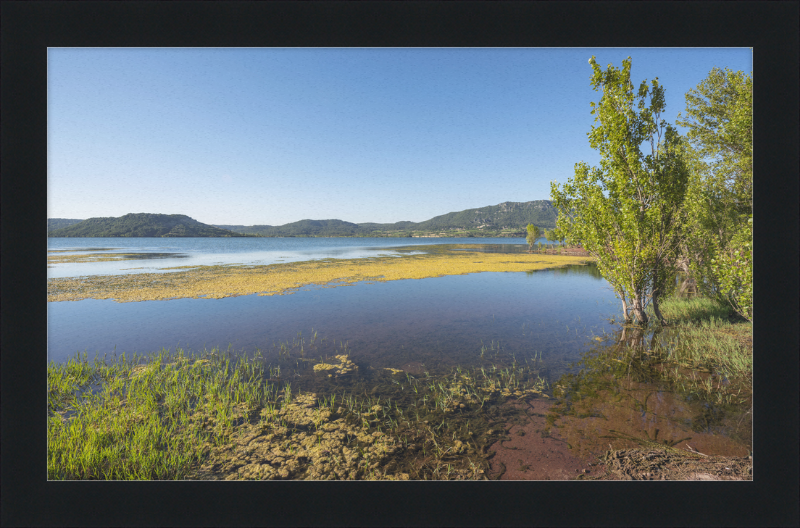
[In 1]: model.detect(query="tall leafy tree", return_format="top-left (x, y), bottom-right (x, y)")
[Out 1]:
top-left (676, 68), bottom-right (752, 321)
top-left (551, 56), bottom-right (690, 325)
top-left (526, 224), bottom-right (541, 251)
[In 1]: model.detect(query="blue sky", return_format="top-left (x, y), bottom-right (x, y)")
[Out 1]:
top-left (48, 48), bottom-right (751, 226)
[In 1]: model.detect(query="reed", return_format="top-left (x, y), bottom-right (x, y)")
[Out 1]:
top-left (647, 296), bottom-right (752, 381)
top-left (48, 347), bottom-right (275, 480)
top-left (49, 329), bottom-right (556, 481)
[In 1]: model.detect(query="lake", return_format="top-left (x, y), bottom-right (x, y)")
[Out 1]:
top-left (47, 236), bottom-right (560, 278)
top-left (47, 237), bottom-right (618, 376)
top-left (47, 237), bottom-right (752, 469)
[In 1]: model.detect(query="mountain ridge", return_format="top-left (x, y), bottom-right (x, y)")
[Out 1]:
top-left (48, 213), bottom-right (246, 238)
top-left (214, 200), bottom-right (557, 236)
top-left (49, 201), bottom-right (557, 237)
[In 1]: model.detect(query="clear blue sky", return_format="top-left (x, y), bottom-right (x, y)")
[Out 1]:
top-left (48, 48), bottom-right (751, 226)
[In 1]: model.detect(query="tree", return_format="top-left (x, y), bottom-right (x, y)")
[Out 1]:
top-left (550, 56), bottom-right (690, 325)
top-left (676, 68), bottom-right (752, 321)
top-left (526, 224), bottom-right (541, 252)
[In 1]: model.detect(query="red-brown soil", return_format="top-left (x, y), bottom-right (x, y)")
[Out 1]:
top-left (486, 398), bottom-right (752, 481)
top-left (487, 399), bottom-right (594, 480)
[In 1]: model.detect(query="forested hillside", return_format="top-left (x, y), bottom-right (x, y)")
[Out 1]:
top-left (49, 201), bottom-right (557, 238)
top-left (48, 218), bottom-right (85, 233)
top-left (415, 201), bottom-right (557, 231)
top-left (214, 200), bottom-right (557, 237)
top-left (48, 213), bottom-right (245, 237)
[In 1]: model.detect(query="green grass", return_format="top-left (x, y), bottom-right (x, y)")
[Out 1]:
top-left (48, 343), bottom-right (552, 480)
top-left (656, 296), bottom-right (739, 324)
top-left (48, 348), bottom-right (277, 480)
top-left (649, 296), bottom-right (752, 378)
top-left (641, 295), bottom-right (753, 406)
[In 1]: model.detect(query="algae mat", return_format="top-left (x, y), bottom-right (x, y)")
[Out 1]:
top-left (48, 251), bottom-right (592, 303)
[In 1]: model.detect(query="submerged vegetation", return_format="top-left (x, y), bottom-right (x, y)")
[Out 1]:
top-left (547, 295), bottom-right (752, 478)
top-left (46, 56), bottom-right (753, 483)
top-left (47, 246), bottom-right (590, 303)
top-left (47, 293), bottom-right (751, 481)
top-left (48, 343), bottom-right (550, 480)
top-left (47, 251), bottom-right (186, 265)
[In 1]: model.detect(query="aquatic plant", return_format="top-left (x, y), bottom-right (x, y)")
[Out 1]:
top-left (48, 341), bottom-right (554, 480)
top-left (48, 248), bottom-right (592, 303)
top-left (48, 347), bottom-right (275, 479)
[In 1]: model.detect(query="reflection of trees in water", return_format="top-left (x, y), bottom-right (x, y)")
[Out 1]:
top-left (550, 323), bottom-right (751, 448)
top-left (525, 262), bottom-right (604, 280)
top-left (452, 244), bottom-right (529, 254)
top-left (616, 324), bottom-right (663, 350)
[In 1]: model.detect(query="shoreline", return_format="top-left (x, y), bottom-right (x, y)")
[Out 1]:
top-left (47, 250), bottom-right (592, 303)
top-left (47, 294), bottom-right (752, 481)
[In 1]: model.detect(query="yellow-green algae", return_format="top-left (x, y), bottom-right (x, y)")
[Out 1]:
top-left (312, 354), bottom-right (358, 377)
top-left (49, 345), bottom-right (552, 480)
top-left (47, 252), bottom-right (150, 264)
top-left (48, 250), bottom-right (592, 302)
top-left (190, 393), bottom-right (406, 480)
top-left (187, 360), bottom-right (550, 480)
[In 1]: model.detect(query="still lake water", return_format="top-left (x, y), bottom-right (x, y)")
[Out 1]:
top-left (47, 237), bottom-right (752, 459)
top-left (47, 237), bottom-right (618, 377)
top-left (47, 236), bottom-right (559, 278)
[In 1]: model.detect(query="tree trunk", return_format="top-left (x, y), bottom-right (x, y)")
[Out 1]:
top-left (676, 257), bottom-right (697, 297)
top-left (651, 292), bottom-right (668, 326)
top-left (620, 296), bottom-right (632, 323)
top-left (630, 294), bottom-right (649, 326)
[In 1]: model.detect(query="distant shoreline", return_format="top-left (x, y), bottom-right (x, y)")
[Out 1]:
top-left (47, 249), bottom-right (592, 303)
top-left (48, 200), bottom-right (558, 238)
top-left (48, 233), bottom-right (528, 239)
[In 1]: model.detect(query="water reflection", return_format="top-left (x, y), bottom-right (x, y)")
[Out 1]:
top-left (48, 263), bottom-right (618, 382)
top-left (526, 263), bottom-right (604, 280)
top-left (48, 251), bottom-right (188, 262)
top-left (545, 326), bottom-right (752, 459)
top-left (449, 244), bottom-right (530, 254)
top-left (46, 238), bottom-right (530, 278)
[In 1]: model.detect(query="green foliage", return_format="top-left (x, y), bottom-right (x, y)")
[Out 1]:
top-left (677, 68), bottom-right (752, 207)
top-left (710, 217), bottom-right (753, 320)
top-left (676, 68), bottom-right (752, 321)
top-left (215, 201), bottom-right (558, 237)
top-left (48, 218), bottom-right (85, 233)
top-left (416, 201), bottom-right (557, 231)
top-left (525, 223), bottom-right (541, 249)
top-left (224, 219), bottom-right (361, 237)
top-left (48, 348), bottom-right (275, 479)
top-left (550, 56), bottom-right (689, 325)
top-left (49, 214), bottom-right (245, 238)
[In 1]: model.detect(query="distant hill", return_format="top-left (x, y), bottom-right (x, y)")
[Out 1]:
top-left (213, 219), bottom-right (362, 237)
top-left (48, 213), bottom-right (246, 237)
top-left (48, 218), bottom-right (85, 233)
top-left (214, 200), bottom-right (558, 237)
top-left (414, 201), bottom-right (557, 231)
top-left (48, 201), bottom-right (557, 238)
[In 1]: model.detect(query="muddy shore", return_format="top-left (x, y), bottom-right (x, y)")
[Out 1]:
top-left (487, 399), bottom-right (752, 481)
